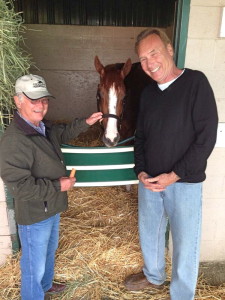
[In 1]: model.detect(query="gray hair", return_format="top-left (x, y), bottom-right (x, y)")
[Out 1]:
top-left (16, 93), bottom-right (24, 102)
top-left (135, 28), bottom-right (172, 54)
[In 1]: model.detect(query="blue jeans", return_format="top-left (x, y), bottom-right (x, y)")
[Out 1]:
top-left (138, 182), bottom-right (202, 300)
top-left (18, 214), bottom-right (60, 300)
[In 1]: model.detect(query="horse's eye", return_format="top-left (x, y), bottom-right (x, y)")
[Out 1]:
top-left (96, 90), bottom-right (101, 101)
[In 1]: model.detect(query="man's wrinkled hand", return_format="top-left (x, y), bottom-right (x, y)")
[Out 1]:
top-left (146, 172), bottom-right (180, 191)
top-left (59, 177), bottom-right (76, 192)
top-left (138, 171), bottom-right (180, 192)
top-left (86, 112), bottom-right (103, 125)
top-left (138, 171), bottom-right (165, 192)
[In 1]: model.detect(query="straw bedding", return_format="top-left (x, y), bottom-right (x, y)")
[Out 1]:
top-left (0, 185), bottom-right (225, 299)
top-left (68, 123), bottom-right (104, 147)
top-left (0, 125), bottom-right (225, 300)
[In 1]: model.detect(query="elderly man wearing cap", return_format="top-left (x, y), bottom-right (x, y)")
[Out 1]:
top-left (0, 74), bottom-right (103, 300)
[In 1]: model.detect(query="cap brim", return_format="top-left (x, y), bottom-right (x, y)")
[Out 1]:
top-left (23, 91), bottom-right (55, 100)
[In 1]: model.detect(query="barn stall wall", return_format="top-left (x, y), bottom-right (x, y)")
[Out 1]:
top-left (22, 24), bottom-right (173, 121)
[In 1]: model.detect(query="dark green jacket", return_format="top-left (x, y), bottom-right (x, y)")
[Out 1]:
top-left (0, 112), bottom-right (89, 225)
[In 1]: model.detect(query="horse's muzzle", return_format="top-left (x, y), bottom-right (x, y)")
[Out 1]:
top-left (102, 133), bottom-right (120, 147)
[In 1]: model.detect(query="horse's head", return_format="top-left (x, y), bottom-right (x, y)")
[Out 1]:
top-left (94, 56), bottom-right (132, 147)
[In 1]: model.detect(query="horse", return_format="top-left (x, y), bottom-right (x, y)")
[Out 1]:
top-left (94, 56), bottom-right (153, 147)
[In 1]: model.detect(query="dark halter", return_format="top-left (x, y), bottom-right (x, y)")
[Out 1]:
top-left (96, 89), bottom-right (126, 123)
top-left (102, 113), bottom-right (120, 120)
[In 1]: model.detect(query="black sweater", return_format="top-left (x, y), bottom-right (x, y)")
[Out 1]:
top-left (134, 68), bottom-right (218, 183)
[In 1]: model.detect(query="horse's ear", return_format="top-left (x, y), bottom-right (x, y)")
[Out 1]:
top-left (94, 56), bottom-right (105, 77)
top-left (121, 58), bottom-right (132, 79)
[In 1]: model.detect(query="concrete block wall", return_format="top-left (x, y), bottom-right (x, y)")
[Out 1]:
top-left (185, 0), bottom-right (225, 261)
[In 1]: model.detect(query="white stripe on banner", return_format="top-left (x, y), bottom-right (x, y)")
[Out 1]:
top-left (61, 147), bottom-right (134, 154)
top-left (74, 180), bottom-right (139, 187)
top-left (66, 164), bottom-right (134, 170)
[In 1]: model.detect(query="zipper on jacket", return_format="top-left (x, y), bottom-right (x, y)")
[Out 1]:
top-left (44, 201), bottom-right (48, 213)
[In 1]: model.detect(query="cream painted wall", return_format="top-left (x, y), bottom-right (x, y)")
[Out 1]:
top-left (185, 0), bottom-right (225, 261)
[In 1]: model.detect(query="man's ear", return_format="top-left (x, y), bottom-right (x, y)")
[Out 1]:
top-left (167, 43), bottom-right (174, 57)
top-left (14, 95), bottom-right (21, 109)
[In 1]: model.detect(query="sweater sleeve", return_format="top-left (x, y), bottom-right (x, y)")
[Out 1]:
top-left (173, 74), bottom-right (218, 180)
top-left (48, 118), bottom-right (90, 146)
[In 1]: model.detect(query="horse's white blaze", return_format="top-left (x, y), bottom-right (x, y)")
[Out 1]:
top-left (105, 84), bottom-right (118, 141)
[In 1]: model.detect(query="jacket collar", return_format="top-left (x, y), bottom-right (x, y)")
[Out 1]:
top-left (14, 110), bottom-right (51, 136)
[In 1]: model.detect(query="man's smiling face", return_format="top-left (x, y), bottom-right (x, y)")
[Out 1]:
top-left (14, 94), bottom-right (49, 126)
top-left (138, 33), bottom-right (175, 84)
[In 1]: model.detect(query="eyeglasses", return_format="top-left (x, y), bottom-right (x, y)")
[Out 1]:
top-left (29, 98), bottom-right (49, 105)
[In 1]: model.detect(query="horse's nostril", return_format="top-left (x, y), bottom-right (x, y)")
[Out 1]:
top-left (103, 134), bottom-right (120, 147)
top-left (114, 134), bottom-right (120, 143)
